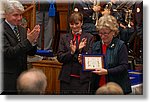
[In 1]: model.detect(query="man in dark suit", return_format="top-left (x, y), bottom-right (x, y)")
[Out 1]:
top-left (2, 0), bottom-right (40, 94)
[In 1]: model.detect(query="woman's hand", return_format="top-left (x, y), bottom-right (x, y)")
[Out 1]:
top-left (70, 40), bottom-right (76, 54)
top-left (79, 38), bottom-right (87, 50)
top-left (78, 54), bottom-right (82, 64)
top-left (92, 68), bottom-right (108, 75)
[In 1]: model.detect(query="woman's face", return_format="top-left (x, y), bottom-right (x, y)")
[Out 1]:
top-left (98, 28), bottom-right (115, 45)
top-left (69, 20), bottom-right (82, 33)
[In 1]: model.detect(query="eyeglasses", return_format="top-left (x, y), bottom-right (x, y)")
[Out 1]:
top-left (99, 30), bottom-right (112, 36)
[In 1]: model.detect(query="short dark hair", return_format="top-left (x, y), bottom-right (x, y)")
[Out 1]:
top-left (69, 11), bottom-right (83, 24)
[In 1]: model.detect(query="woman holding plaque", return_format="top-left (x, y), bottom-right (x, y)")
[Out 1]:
top-left (90, 15), bottom-right (132, 94)
top-left (57, 11), bottom-right (94, 95)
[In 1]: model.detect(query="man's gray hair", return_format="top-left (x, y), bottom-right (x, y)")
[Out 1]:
top-left (3, 0), bottom-right (24, 14)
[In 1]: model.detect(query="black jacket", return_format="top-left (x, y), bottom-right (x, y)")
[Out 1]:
top-left (57, 32), bottom-right (94, 83)
top-left (2, 21), bottom-right (37, 93)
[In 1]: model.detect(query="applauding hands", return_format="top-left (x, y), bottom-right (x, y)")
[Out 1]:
top-left (70, 38), bottom-right (87, 54)
top-left (27, 25), bottom-right (40, 44)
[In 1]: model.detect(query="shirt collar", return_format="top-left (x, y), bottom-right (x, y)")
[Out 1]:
top-left (102, 41), bottom-right (109, 47)
top-left (72, 30), bottom-right (82, 35)
top-left (5, 20), bottom-right (16, 30)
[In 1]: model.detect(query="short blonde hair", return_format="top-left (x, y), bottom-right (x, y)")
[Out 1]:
top-left (96, 15), bottom-right (119, 37)
top-left (96, 82), bottom-right (124, 95)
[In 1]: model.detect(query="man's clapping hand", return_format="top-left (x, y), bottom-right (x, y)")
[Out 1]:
top-left (27, 25), bottom-right (40, 43)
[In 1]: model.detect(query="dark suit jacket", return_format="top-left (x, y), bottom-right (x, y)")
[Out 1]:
top-left (57, 32), bottom-right (94, 83)
top-left (2, 21), bottom-right (37, 94)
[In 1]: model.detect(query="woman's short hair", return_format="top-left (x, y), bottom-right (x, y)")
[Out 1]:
top-left (69, 11), bottom-right (83, 24)
top-left (96, 15), bottom-right (119, 36)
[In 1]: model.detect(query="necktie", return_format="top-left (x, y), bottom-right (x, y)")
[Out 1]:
top-left (14, 27), bottom-right (21, 42)
top-left (73, 31), bottom-right (81, 50)
top-left (76, 34), bottom-right (79, 49)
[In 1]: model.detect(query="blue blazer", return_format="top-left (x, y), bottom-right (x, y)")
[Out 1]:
top-left (91, 38), bottom-right (132, 94)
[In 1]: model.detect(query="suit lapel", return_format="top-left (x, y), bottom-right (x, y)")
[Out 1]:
top-left (4, 22), bottom-right (18, 41)
top-left (66, 33), bottom-right (73, 46)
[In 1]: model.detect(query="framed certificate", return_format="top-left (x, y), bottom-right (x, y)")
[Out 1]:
top-left (82, 54), bottom-right (104, 71)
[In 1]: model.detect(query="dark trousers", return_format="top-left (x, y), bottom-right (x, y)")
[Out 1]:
top-left (2, 73), bottom-right (18, 95)
top-left (60, 77), bottom-right (90, 95)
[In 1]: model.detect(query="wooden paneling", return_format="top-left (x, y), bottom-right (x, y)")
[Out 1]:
top-left (22, 4), bottom-right (36, 29)
top-left (59, 12), bottom-right (68, 32)
top-left (56, 3), bottom-right (69, 32)
top-left (22, 3), bottom-right (69, 32)
top-left (31, 60), bottom-right (62, 94)
top-left (56, 3), bottom-right (68, 12)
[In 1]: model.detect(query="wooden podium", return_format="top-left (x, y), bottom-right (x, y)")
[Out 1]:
top-left (31, 60), bottom-right (62, 94)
